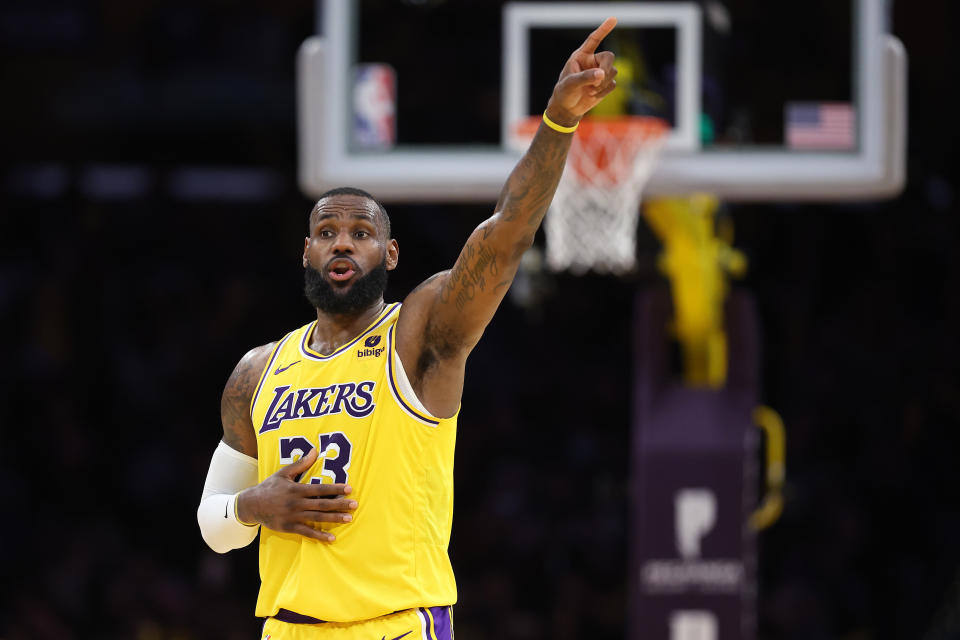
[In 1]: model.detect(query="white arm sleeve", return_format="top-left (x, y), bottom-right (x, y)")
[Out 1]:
top-left (197, 440), bottom-right (260, 554)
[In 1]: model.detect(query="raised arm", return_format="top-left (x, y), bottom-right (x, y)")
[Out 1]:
top-left (396, 18), bottom-right (619, 416)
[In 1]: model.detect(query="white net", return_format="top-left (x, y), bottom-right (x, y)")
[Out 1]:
top-left (514, 117), bottom-right (667, 275)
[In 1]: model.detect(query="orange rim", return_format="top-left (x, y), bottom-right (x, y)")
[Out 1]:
top-left (513, 114), bottom-right (668, 139)
top-left (513, 115), bottom-right (668, 182)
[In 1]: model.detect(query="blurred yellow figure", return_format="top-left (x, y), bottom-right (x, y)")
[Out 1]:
top-left (644, 195), bottom-right (747, 387)
top-left (590, 57), bottom-right (634, 117)
top-left (590, 39), bottom-right (667, 118)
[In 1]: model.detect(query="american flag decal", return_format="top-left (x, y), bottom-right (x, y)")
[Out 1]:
top-left (785, 102), bottom-right (856, 150)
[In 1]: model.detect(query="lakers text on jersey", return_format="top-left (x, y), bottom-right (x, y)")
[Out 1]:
top-left (250, 303), bottom-right (458, 623)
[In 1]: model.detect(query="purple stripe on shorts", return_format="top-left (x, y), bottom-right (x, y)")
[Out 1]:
top-left (428, 606), bottom-right (453, 640)
top-left (273, 608), bottom-right (326, 624)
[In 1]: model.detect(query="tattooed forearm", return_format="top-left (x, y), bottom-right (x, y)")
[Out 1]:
top-left (438, 126), bottom-right (571, 314)
top-left (405, 24), bottom-right (616, 398)
top-left (495, 156), bottom-right (535, 222)
top-left (499, 125), bottom-right (573, 231)
top-left (422, 123), bottom-right (574, 356)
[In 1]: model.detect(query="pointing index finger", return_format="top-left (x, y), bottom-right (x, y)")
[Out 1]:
top-left (578, 17), bottom-right (617, 55)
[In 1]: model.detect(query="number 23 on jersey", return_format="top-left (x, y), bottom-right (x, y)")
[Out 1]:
top-left (278, 432), bottom-right (353, 484)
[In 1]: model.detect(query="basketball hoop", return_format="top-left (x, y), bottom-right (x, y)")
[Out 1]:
top-left (511, 116), bottom-right (668, 275)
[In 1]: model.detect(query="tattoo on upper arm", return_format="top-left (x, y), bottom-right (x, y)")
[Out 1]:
top-left (439, 238), bottom-right (501, 312)
top-left (220, 345), bottom-right (273, 456)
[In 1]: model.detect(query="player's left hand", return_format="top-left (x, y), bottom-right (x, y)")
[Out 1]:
top-left (544, 17), bottom-right (619, 127)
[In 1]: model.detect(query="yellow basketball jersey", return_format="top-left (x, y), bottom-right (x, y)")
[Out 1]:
top-left (249, 303), bottom-right (458, 622)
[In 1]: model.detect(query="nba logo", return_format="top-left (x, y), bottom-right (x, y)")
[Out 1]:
top-left (352, 64), bottom-right (396, 150)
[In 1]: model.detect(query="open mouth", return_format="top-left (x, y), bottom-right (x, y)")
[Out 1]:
top-left (327, 258), bottom-right (358, 283)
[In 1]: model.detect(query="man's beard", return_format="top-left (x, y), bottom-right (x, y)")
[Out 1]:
top-left (304, 257), bottom-right (389, 315)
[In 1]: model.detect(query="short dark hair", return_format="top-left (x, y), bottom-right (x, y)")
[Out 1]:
top-left (311, 186), bottom-right (391, 238)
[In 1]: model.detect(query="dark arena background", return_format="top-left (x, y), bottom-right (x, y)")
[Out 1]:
top-left (2, 1), bottom-right (959, 639)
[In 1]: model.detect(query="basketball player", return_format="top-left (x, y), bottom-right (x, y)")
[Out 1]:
top-left (198, 18), bottom-right (619, 639)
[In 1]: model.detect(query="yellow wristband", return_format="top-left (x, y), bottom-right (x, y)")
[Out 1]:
top-left (234, 493), bottom-right (258, 527)
top-left (542, 112), bottom-right (579, 134)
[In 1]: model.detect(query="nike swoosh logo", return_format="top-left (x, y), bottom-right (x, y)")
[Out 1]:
top-left (274, 360), bottom-right (301, 375)
top-left (381, 632), bottom-right (412, 640)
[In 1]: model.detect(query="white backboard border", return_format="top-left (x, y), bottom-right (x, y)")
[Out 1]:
top-left (502, 3), bottom-right (701, 152)
top-left (297, 0), bottom-right (906, 202)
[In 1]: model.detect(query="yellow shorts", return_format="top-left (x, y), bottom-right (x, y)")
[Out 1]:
top-left (261, 606), bottom-right (454, 640)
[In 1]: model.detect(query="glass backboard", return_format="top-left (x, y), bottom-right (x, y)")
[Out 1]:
top-left (298, 0), bottom-right (905, 202)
